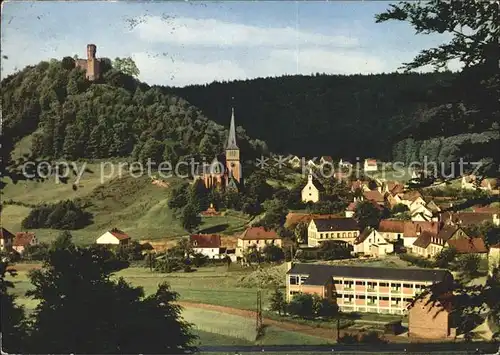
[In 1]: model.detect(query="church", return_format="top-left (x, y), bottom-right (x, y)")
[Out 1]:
top-left (196, 108), bottom-right (242, 190)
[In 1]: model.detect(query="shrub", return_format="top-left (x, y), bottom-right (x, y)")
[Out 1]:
top-left (21, 200), bottom-right (92, 230)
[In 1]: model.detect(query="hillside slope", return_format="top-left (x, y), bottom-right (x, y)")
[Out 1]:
top-left (169, 72), bottom-right (454, 160)
top-left (1, 58), bottom-right (266, 166)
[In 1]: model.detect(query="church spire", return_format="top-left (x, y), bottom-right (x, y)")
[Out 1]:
top-left (226, 106), bottom-right (238, 150)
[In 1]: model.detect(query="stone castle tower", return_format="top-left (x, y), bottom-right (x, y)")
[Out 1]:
top-left (74, 44), bottom-right (101, 81)
top-left (225, 107), bottom-right (242, 184)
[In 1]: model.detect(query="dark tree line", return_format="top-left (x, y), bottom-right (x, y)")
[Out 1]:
top-left (21, 200), bottom-right (93, 230)
top-left (170, 71), bottom-right (453, 161)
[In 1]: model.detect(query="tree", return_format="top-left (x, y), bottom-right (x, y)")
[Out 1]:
top-left (287, 293), bottom-right (315, 318)
top-left (180, 203), bottom-right (201, 233)
top-left (376, 1), bottom-right (500, 175)
top-left (293, 221), bottom-right (308, 244)
top-left (391, 203), bottom-right (409, 215)
top-left (0, 262), bottom-right (28, 353)
top-left (319, 240), bottom-right (352, 261)
top-left (269, 288), bottom-right (287, 315)
top-left (25, 242), bottom-right (197, 353)
top-left (354, 201), bottom-right (384, 231)
top-left (51, 230), bottom-right (73, 251)
top-left (112, 57), bottom-right (140, 78)
top-left (262, 244), bottom-right (285, 263)
top-left (455, 254), bottom-right (481, 280)
top-left (434, 247), bottom-right (457, 269)
top-left (243, 245), bottom-right (263, 266)
top-left (259, 199), bottom-right (288, 229)
top-left (313, 295), bottom-right (339, 318)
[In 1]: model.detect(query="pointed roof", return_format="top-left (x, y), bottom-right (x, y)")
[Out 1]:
top-left (226, 107), bottom-right (238, 150)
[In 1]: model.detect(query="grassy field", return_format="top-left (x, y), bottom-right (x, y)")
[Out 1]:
top-left (8, 265), bottom-right (270, 311)
top-left (1, 163), bottom-right (250, 244)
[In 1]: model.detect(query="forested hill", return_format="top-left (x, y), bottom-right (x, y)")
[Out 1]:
top-left (169, 72), bottom-right (454, 160)
top-left (1, 58), bottom-right (267, 165)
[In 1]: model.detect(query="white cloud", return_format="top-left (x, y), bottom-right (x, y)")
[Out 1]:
top-left (132, 52), bottom-right (247, 86)
top-left (131, 16), bottom-right (358, 48)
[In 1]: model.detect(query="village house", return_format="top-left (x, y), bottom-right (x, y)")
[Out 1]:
top-left (408, 294), bottom-right (456, 339)
top-left (401, 191), bottom-right (426, 209)
top-left (351, 180), bottom-right (370, 193)
top-left (190, 234), bottom-right (224, 259)
top-left (301, 172), bottom-right (321, 203)
top-left (353, 228), bottom-right (393, 257)
top-left (461, 175), bottom-right (477, 189)
top-left (286, 263), bottom-right (453, 315)
top-left (489, 244), bottom-right (500, 276)
top-left (441, 211), bottom-right (500, 227)
top-left (0, 227), bottom-right (15, 252)
top-left (285, 212), bottom-right (341, 229)
top-left (412, 226), bottom-right (468, 258)
top-left (362, 190), bottom-right (386, 206)
top-left (410, 204), bottom-right (438, 222)
top-left (403, 221), bottom-right (440, 249)
top-left (377, 220), bottom-right (405, 242)
top-left (363, 159), bottom-right (378, 172)
top-left (480, 178), bottom-right (499, 192)
top-left (12, 232), bottom-right (38, 254)
top-left (96, 228), bottom-right (131, 246)
top-left (447, 237), bottom-right (488, 259)
top-left (288, 155), bottom-right (302, 169)
top-left (307, 218), bottom-right (359, 247)
top-left (236, 227), bottom-right (282, 257)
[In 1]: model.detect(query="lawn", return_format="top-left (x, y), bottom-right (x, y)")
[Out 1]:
top-left (115, 265), bottom-right (270, 310)
top-left (183, 307), bottom-right (331, 346)
top-left (1, 165), bottom-right (250, 244)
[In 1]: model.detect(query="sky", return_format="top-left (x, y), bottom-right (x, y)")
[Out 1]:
top-left (1, 1), bottom-right (460, 87)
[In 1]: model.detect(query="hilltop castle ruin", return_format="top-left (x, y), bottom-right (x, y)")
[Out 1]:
top-left (74, 44), bottom-right (102, 81)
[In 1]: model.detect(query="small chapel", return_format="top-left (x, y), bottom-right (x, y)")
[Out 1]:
top-left (197, 108), bottom-right (243, 190)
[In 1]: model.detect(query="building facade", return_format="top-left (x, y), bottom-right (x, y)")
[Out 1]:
top-left (301, 173), bottom-right (320, 203)
top-left (286, 263), bottom-right (453, 315)
top-left (0, 227), bottom-right (15, 252)
top-left (74, 44), bottom-right (102, 81)
top-left (307, 218), bottom-right (359, 247)
top-left (236, 227), bottom-right (282, 257)
top-left (96, 229), bottom-right (131, 245)
top-left (408, 294), bottom-right (456, 339)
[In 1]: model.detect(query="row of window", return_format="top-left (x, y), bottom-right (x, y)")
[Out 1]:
top-left (333, 280), bottom-right (426, 289)
top-left (317, 231), bottom-right (358, 239)
top-left (339, 294), bottom-right (413, 304)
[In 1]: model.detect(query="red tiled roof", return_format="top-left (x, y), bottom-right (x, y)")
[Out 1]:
top-left (285, 213), bottom-right (341, 227)
top-left (365, 159), bottom-right (377, 165)
top-left (0, 227), bottom-right (15, 240)
top-left (401, 190), bottom-right (423, 202)
top-left (13, 232), bottom-right (36, 247)
top-left (379, 220), bottom-right (406, 233)
top-left (412, 231), bottom-right (432, 248)
top-left (346, 202), bottom-right (357, 212)
top-left (109, 229), bottom-right (131, 241)
top-left (436, 226), bottom-right (461, 242)
top-left (403, 221), bottom-right (440, 238)
top-left (240, 227), bottom-right (280, 240)
top-left (447, 238), bottom-right (488, 254)
top-left (440, 212), bottom-right (494, 226)
top-left (190, 234), bottom-right (221, 248)
top-left (363, 190), bottom-right (385, 203)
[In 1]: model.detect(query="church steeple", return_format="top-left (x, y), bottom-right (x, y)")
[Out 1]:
top-left (226, 107), bottom-right (238, 150)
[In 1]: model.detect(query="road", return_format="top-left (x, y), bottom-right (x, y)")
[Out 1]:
top-left (199, 343), bottom-right (500, 354)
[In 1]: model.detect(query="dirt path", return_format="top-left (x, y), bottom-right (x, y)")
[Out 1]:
top-left (177, 301), bottom-right (340, 340)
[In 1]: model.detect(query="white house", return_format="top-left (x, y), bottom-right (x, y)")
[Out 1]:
top-left (301, 172), bottom-right (320, 203)
top-left (288, 155), bottom-right (302, 169)
top-left (353, 228), bottom-right (392, 256)
top-left (96, 228), bottom-right (131, 245)
top-left (410, 204), bottom-right (438, 222)
top-left (461, 175), bottom-right (477, 189)
top-left (190, 234), bottom-right (223, 259)
top-left (307, 218), bottom-right (359, 247)
top-left (363, 159), bottom-right (378, 172)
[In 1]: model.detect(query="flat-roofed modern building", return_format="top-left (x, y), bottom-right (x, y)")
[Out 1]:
top-left (286, 263), bottom-right (453, 315)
